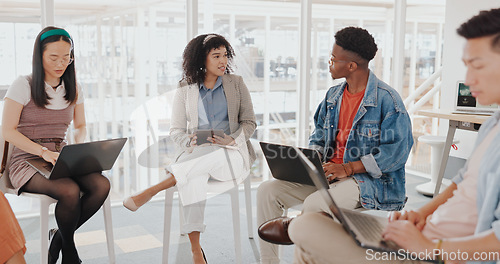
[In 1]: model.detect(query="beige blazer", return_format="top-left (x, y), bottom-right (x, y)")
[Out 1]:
top-left (170, 74), bottom-right (257, 168)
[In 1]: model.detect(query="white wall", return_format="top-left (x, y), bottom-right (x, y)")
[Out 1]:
top-left (441, 0), bottom-right (499, 159)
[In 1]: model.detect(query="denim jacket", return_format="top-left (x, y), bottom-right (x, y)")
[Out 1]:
top-left (453, 112), bottom-right (500, 264)
top-left (309, 71), bottom-right (413, 211)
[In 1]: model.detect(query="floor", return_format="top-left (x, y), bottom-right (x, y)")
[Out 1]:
top-left (14, 173), bottom-right (432, 264)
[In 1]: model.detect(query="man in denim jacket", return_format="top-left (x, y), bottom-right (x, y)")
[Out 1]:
top-left (257, 27), bottom-right (413, 264)
top-left (288, 8), bottom-right (500, 264)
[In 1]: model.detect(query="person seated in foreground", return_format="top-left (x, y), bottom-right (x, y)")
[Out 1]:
top-left (256, 26), bottom-right (413, 264)
top-left (0, 190), bottom-right (27, 264)
top-left (288, 8), bottom-right (500, 264)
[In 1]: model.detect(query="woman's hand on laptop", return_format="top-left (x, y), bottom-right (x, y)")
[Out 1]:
top-left (41, 150), bottom-right (59, 165)
top-left (388, 210), bottom-right (426, 231)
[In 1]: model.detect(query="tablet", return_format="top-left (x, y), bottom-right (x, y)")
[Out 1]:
top-left (195, 129), bottom-right (225, 145)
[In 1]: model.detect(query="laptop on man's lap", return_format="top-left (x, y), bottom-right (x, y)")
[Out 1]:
top-left (26, 138), bottom-right (127, 179)
top-left (289, 146), bottom-right (397, 250)
top-left (259, 142), bottom-right (329, 186)
top-left (293, 147), bottom-right (439, 262)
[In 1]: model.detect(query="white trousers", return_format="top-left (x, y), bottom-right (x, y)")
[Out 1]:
top-left (256, 178), bottom-right (360, 264)
top-left (167, 145), bottom-right (248, 234)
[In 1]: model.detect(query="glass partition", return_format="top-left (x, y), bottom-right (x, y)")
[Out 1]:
top-left (0, 0), bottom-right (446, 213)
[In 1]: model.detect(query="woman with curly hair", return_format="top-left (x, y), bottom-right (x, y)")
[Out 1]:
top-left (123, 33), bottom-right (256, 263)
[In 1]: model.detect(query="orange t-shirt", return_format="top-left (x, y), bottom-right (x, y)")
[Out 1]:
top-left (330, 86), bottom-right (365, 164)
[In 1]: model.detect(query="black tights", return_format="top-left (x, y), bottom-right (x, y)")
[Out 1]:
top-left (22, 172), bottom-right (110, 264)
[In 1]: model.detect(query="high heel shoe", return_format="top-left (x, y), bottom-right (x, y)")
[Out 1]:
top-left (49, 228), bottom-right (82, 264)
top-left (123, 194), bottom-right (152, 212)
top-left (61, 254), bottom-right (83, 264)
top-left (201, 248), bottom-right (207, 264)
top-left (48, 228), bottom-right (59, 264)
top-left (122, 197), bottom-right (140, 212)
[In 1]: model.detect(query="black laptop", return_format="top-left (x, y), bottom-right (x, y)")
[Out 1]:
top-left (259, 142), bottom-right (327, 186)
top-left (25, 138), bottom-right (127, 179)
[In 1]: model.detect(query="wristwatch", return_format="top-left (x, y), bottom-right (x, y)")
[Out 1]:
top-left (40, 146), bottom-right (48, 157)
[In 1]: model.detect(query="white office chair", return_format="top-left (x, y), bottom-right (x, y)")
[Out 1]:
top-left (0, 129), bottom-right (116, 264)
top-left (162, 175), bottom-right (253, 264)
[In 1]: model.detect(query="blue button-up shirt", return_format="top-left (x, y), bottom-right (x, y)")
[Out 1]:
top-left (198, 76), bottom-right (230, 134)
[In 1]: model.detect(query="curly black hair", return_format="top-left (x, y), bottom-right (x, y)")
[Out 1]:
top-left (334, 27), bottom-right (378, 62)
top-left (181, 33), bottom-right (235, 85)
top-left (457, 8), bottom-right (500, 53)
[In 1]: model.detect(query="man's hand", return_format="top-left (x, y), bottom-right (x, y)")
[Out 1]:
top-left (322, 162), bottom-right (348, 182)
top-left (382, 220), bottom-right (434, 257)
top-left (389, 210), bottom-right (426, 231)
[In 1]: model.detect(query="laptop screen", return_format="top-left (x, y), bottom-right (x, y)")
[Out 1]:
top-left (456, 82), bottom-right (498, 109)
top-left (457, 82), bottom-right (475, 107)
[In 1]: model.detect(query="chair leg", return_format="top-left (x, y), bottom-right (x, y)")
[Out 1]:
top-left (40, 197), bottom-right (52, 264)
top-left (243, 176), bottom-right (253, 239)
top-left (230, 187), bottom-right (242, 264)
top-left (102, 195), bottom-right (116, 264)
top-left (162, 188), bottom-right (175, 264)
top-left (178, 198), bottom-right (186, 236)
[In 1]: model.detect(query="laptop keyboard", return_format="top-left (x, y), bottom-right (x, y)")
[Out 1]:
top-left (43, 164), bottom-right (53, 171)
top-left (341, 209), bottom-right (384, 242)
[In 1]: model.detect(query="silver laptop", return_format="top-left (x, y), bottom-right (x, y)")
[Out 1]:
top-left (260, 142), bottom-right (335, 186)
top-left (26, 138), bottom-right (127, 180)
top-left (291, 146), bottom-right (401, 253)
top-left (453, 81), bottom-right (498, 115)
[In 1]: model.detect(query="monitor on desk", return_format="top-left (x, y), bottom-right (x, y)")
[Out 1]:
top-left (453, 81), bottom-right (499, 115)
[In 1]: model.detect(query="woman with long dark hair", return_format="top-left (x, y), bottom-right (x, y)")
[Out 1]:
top-left (2, 26), bottom-right (110, 264)
top-left (123, 33), bottom-right (256, 263)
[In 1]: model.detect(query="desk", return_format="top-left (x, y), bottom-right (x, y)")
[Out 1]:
top-left (417, 110), bottom-right (489, 197)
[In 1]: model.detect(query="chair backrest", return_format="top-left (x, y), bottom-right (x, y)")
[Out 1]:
top-left (0, 126), bottom-right (15, 193)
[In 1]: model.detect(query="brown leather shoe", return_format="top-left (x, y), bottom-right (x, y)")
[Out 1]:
top-left (258, 217), bottom-right (294, 245)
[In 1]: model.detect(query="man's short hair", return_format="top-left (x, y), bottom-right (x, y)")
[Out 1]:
top-left (457, 8), bottom-right (500, 52)
top-left (334, 27), bottom-right (378, 62)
